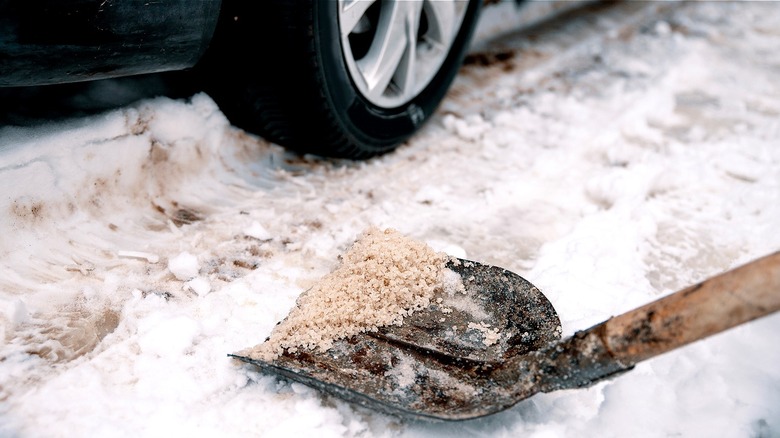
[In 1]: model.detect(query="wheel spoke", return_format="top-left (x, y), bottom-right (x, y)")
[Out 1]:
top-left (423, 0), bottom-right (457, 45)
top-left (338, 0), bottom-right (470, 108)
top-left (392, 2), bottom-right (423, 98)
top-left (339, 0), bottom-right (378, 36)
top-left (357, 2), bottom-right (421, 101)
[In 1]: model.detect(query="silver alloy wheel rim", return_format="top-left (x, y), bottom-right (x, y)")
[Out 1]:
top-left (338, 0), bottom-right (469, 109)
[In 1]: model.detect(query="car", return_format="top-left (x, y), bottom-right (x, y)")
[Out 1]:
top-left (0, 0), bottom-right (482, 159)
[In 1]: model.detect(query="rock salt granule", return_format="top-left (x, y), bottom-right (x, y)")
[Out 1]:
top-left (247, 227), bottom-right (454, 361)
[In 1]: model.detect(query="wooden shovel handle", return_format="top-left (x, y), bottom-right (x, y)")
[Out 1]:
top-left (536, 251), bottom-right (780, 393)
top-left (602, 251), bottom-right (780, 364)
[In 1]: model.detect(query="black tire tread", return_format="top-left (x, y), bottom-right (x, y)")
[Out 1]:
top-left (196, 0), bottom-right (480, 159)
top-left (197, 0), bottom-right (365, 158)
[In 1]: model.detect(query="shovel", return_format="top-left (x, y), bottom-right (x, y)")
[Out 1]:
top-left (231, 251), bottom-right (780, 421)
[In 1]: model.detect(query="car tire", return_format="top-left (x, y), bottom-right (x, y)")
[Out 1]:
top-left (197, 0), bottom-right (481, 159)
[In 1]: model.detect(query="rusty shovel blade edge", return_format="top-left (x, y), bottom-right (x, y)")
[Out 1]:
top-left (231, 258), bottom-right (563, 421)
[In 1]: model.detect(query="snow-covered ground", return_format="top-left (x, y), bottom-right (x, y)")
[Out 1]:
top-left (1, 1), bottom-right (779, 437)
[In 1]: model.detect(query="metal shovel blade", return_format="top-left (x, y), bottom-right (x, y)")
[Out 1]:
top-left (230, 258), bottom-right (563, 420)
top-left (232, 252), bottom-right (780, 421)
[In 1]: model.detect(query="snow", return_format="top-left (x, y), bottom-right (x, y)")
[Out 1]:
top-left (186, 277), bottom-right (212, 297)
top-left (1, 1), bottom-right (779, 437)
top-left (243, 221), bottom-right (273, 241)
top-left (168, 252), bottom-right (200, 281)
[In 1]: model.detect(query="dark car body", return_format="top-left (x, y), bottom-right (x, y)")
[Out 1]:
top-left (0, 0), bottom-right (490, 158)
top-left (0, 0), bottom-right (220, 86)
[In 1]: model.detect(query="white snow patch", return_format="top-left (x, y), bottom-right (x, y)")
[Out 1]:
top-left (186, 277), bottom-right (211, 297)
top-left (117, 250), bottom-right (160, 264)
top-left (168, 252), bottom-right (200, 281)
top-left (137, 315), bottom-right (201, 357)
top-left (243, 221), bottom-right (272, 241)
